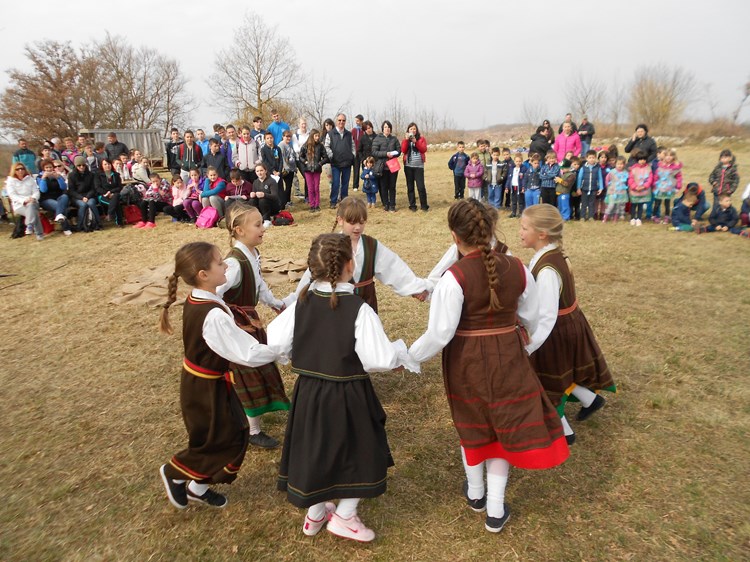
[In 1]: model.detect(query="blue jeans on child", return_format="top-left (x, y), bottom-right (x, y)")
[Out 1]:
top-left (557, 193), bottom-right (571, 220)
top-left (524, 188), bottom-right (540, 208)
top-left (488, 184), bottom-right (502, 208)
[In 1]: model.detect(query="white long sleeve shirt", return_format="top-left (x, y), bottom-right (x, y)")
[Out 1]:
top-left (288, 237), bottom-right (430, 303)
top-left (191, 289), bottom-right (279, 367)
top-left (216, 241), bottom-right (295, 310)
top-left (5, 175), bottom-right (40, 211)
top-left (426, 238), bottom-right (510, 295)
top-left (267, 281), bottom-right (419, 373)
top-left (409, 266), bottom-right (539, 364)
top-left (525, 244), bottom-right (562, 355)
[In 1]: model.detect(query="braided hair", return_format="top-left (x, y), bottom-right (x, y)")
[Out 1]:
top-left (298, 233), bottom-right (353, 309)
top-left (331, 196), bottom-right (368, 232)
top-left (225, 201), bottom-right (261, 248)
top-left (159, 241), bottom-right (218, 334)
top-left (447, 199), bottom-right (502, 311)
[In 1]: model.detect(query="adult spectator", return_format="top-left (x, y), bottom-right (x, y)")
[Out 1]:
top-left (105, 132), bottom-right (129, 161)
top-left (557, 113), bottom-right (578, 134)
top-left (12, 139), bottom-right (37, 174)
top-left (553, 122), bottom-right (582, 162)
top-left (324, 113), bottom-right (355, 208)
top-left (35, 145), bottom-right (54, 173)
top-left (371, 120), bottom-right (402, 212)
top-left (529, 126), bottom-right (552, 159)
top-left (351, 114), bottom-right (365, 191)
top-left (292, 118), bottom-right (310, 198)
top-left (250, 162), bottom-right (281, 227)
top-left (624, 124), bottom-right (657, 166)
top-left (578, 116), bottom-right (595, 156)
top-left (176, 130), bottom-right (203, 182)
top-left (36, 158), bottom-right (73, 235)
top-left (6, 162), bottom-right (44, 239)
top-left (95, 158), bottom-right (124, 226)
top-left (49, 137), bottom-right (63, 160)
top-left (359, 120), bottom-right (376, 163)
top-left (267, 109), bottom-right (290, 145)
top-left (67, 155), bottom-right (101, 231)
top-left (542, 119), bottom-right (555, 143)
top-left (401, 122), bottom-right (429, 212)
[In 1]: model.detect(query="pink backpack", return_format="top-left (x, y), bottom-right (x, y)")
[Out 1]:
top-left (195, 206), bottom-right (219, 229)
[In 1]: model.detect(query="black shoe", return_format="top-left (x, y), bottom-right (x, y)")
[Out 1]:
top-left (330, 202), bottom-right (337, 209)
top-left (509, 213), bottom-right (517, 218)
top-left (160, 464), bottom-right (188, 509)
top-left (576, 394), bottom-right (606, 421)
top-left (566, 433), bottom-right (576, 445)
top-left (463, 480), bottom-right (487, 512)
top-left (485, 504), bottom-right (511, 533)
top-left (187, 487), bottom-right (228, 508)
top-left (421, 207), bottom-right (430, 212)
top-left (409, 207), bottom-right (417, 212)
top-left (249, 431), bottom-right (280, 449)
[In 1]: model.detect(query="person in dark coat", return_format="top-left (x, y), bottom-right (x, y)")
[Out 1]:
top-left (624, 124), bottom-right (657, 166)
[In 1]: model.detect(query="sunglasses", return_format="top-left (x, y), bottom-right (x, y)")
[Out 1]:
top-left (54, 165), bottom-right (65, 169)
top-left (15, 167), bottom-right (25, 172)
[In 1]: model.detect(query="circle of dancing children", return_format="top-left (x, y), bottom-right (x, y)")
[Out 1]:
top-left (520, 204), bottom-right (616, 444)
top-left (267, 233), bottom-right (418, 542)
top-left (409, 199), bottom-right (570, 534)
top-left (216, 203), bottom-right (295, 449)
top-left (158, 242), bottom-right (279, 509)
top-left (288, 197), bottom-right (431, 312)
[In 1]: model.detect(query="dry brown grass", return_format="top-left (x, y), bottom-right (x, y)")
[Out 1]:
top-left (1, 144), bottom-right (749, 561)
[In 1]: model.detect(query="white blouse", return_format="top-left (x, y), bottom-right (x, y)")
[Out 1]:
top-left (409, 266), bottom-right (539, 364)
top-left (426, 238), bottom-right (511, 294)
top-left (5, 175), bottom-right (40, 211)
top-left (268, 281), bottom-right (419, 373)
top-left (216, 241), bottom-right (295, 310)
top-left (191, 289), bottom-right (279, 367)
top-left (288, 236), bottom-right (430, 303)
top-left (525, 244), bottom-right (562, 355)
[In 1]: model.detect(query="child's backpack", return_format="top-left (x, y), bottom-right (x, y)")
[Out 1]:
top-left (272, 210), bottom-right (294, 226)
top-left (195, 206), bottom-right (220, 229)
top-left (124, 204), bottom-right (142, 225)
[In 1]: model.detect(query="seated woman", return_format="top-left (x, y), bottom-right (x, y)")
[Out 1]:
top-left (250, 162), bottom-right (281, 227)
top-left (96, 159), bottom-right (124, 226)
top-left (7, 162), bottom-right (44, 240)
top-left (67, 156), bottom-right (101, 231)
top-left (36, 158), bottom-right (73, 235)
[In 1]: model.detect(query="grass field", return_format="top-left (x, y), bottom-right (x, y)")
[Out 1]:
top-left (1, 143), bottom-right (749, 561)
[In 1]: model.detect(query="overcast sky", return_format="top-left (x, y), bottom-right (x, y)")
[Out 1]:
top-left (1, 0), bottom-right (749, 133)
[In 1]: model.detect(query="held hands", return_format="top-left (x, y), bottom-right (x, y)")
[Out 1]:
top-left (256, 192), bottom-right (265, 198)
top-left (411, 290), bottom-right (428, 302)
top-left (597, 189), bottom-right (602, 196)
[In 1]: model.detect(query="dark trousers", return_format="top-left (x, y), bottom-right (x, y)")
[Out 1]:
top-left (249, 197), bottom-right (280, 221)
top-left (653, 199), bottom-right (672, 217)
top-left (630, 202), bottom-right (645, 220)
top-left (570, 193), bottom-right (581, 220)
top-left (405, 166), bottom-right (428, 210)
top-left (280, 173), bottom-right (294, 208)
top-left (352, 154), bottom-right (362, 190)
top-left (453, 175), bottom-right (465, 199)
top-left (139, 200), bottom-right (168, 223)
top-left (581, 191), bottom-right (597, 220)
top-left (296, 161), bottom-right (307, 198)
top-left (541, 187), bottom-right (557, 206)
top-left (239, 169), bottom-right (257, 183)
top-left (164, 203), bottom-right (189, 220)
top-left (379, 169), bottom-right (398, 209)
top-left (511, 190), bottom-right (525, 216)
top-left (503, 186), bottom-right (511, 207)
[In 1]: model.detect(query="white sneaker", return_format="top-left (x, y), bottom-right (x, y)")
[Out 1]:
top-left (25, 225), bottom-right (33, 235)
top-left (629, 219), bottom-right (636, 226)
top-left (54, 214), bottom-right (66, 223)
top-left (63, 229), bottom-right (72, 236)
top-left (263, 220), bottom-right (272, 228)
top-left (327, 513), bottom-right (376, 542)
top-left (35, 234), bottom-right (44, 241)
top-left (302, 502), bottom-right (336, 536)
top-left (635, 219), bottom-right (642, 226)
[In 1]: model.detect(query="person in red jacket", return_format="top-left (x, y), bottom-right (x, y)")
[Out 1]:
top-left (401, 122), bottom-right (429, 212)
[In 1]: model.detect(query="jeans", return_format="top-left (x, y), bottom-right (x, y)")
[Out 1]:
top-left (40, 195), bottom-right (71, 230)
top-left (581, 191), bottom-right (597, 220)
top-left (524, 189), bottom-right (540, 208)
top-left (581, 140), bottom-right (591, 157)
top-left (557, 193), bottom-right (571, 220)
top-left (74, 198), bottom-right (100, 228)
top-left (330, 165), bottom-right (351, 205)
top-left (645, 191), bottom-right (654, 218)
top-left (405, 166), bottom-right (429, 210)
top-left (694, 194), bottom-right (709, 220)
top-left (488, 184), bottom-right (502, 208)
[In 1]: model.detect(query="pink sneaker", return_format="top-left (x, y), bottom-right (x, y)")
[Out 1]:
top-left (662, 217), bottom-right (670, 224)
top-left (302, 502), bottom-right (336, 536)
top-left (132, 221), bottom-right (145, 229)
top-left (602, 215), bottom-right (608, 223)
top-left (327, 512), bottom-right (376, 543)
top-left (143, 222), bottom-right (156, 229)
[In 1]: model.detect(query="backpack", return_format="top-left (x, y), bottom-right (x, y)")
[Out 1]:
top-left (79, 206), bottom-right (96, 232)
top-left (195, 206), bottom-right (220, 229)
top-left (272, 210), bottom-right (294, 226)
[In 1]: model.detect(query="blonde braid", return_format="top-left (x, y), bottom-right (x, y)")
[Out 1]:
top-left (159, 273), bottom-right (179, 334)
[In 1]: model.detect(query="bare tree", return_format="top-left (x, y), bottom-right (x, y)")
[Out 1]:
top-left (626, 64), bottom-right (696, 131)
top-left (701, 83), bottom-right (721, 121)
top-left (212, 12), bottom-right (304, 118)
top-left (607, 77), bottom-right (628, 136)
top-left (299, 73), bottom-right (350, 129)
top-left (731, 77), bottom-right (750, 123)
top-left (520, 99), bottom-right (548, 126)
top-left (564, 72), bottom-right (606, 121)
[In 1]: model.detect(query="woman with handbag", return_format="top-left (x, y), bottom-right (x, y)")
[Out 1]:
top-left (371, 121), bottom-right (401, 212)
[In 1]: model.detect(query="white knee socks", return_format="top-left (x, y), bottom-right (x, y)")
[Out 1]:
top-left (335, 498), bottom-right (360, 519)
top-left (188, 481), bottom-right (208, 496)
top-left (485, 458), bottom-right (510, 519)
top-left (571, 385), bottom-right (597, 408)
top-left (461, 447), bottom-right (486, 500)
top-left (561, 415), bottom-right (574, 436)
top-left (307, 501), bottom-right (327, 521)
top-left (247, 415), bottom-right (261, 435)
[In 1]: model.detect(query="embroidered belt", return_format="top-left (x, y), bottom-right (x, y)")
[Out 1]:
top-left (558, 300), bottom-right (578, 316)
top-left (183, 358), bottom-right (224, 380)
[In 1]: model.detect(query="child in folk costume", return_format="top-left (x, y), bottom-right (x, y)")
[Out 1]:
top-left (409, 199), bottom-right (569, 534)
top-left (216, 203), bottom-right (295, 449)
top-left (159, 242), bottom-right (278, 509)
top-left (290, 197), bottom-right (431, 312)
top-left (267, 233), bottom-right (417, 542)
top-left (520, 204), bottom-right (616, 444)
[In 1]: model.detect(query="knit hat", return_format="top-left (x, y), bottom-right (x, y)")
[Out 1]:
top-left (74, 155), bottom-right (86, 166)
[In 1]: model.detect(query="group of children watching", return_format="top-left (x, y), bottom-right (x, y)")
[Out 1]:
top-left (447, 141), bottom-right (748, 237)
